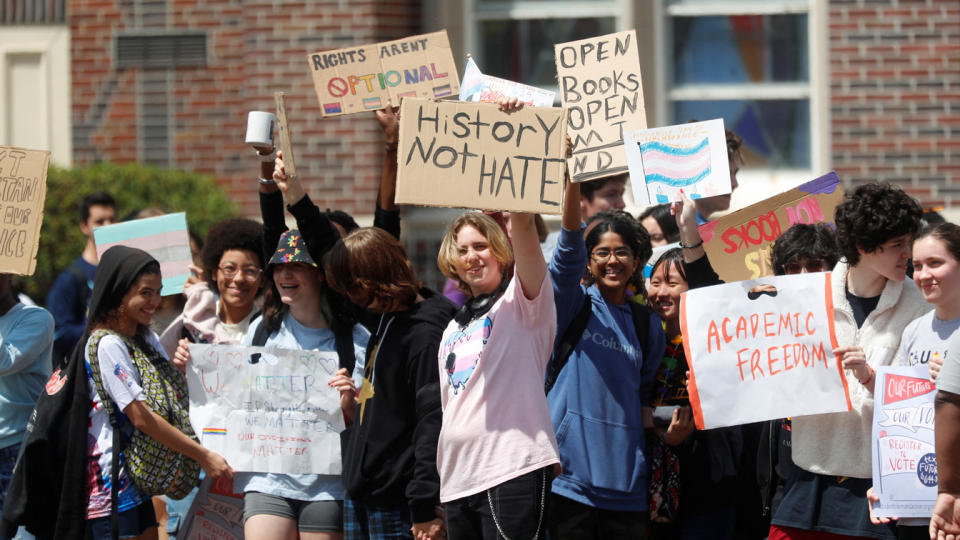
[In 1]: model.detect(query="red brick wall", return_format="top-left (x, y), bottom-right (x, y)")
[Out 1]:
top-left (70, 0), bottom-right (422, 218)
top-left (829, 0), bottom-right (960, 208)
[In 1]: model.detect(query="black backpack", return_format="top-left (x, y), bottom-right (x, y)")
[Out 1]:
top-left (544, 296), bottom-right (652, 395)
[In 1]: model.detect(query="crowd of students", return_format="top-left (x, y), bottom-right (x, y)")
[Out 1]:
top-left (1, 97), bottom-right (960, 540)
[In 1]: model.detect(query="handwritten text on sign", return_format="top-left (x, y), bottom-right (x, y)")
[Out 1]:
top-left (308, 31), bottom-right (459, 117)
top-left (698, 172), bottom-right (845, 282)
top-left (871, 366), bottom-right (938, 518)
top-left (555, 30), bottom-right (646, 183)
top-left (186, 344), bottom-right (345, 474)
top-left (0, 147), bottom-right (49, 276)
top-left (395, 98), bottom-right (567, 214)
top-left (681, 272), bottom-right (850, 430)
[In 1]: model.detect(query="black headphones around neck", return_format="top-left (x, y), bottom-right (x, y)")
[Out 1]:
top-left (453, 279), bottom-right (508, 327)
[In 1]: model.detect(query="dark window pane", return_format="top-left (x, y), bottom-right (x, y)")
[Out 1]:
top-left (479, 17), bottom-right (615, 89)
top-left (672, 14), bottom-right (808, 84)
top-left (673, 99), bottom-right (810, 168)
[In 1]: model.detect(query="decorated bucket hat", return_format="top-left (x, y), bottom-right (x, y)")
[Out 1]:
top-left (268, 229), bottom-right (317, 269)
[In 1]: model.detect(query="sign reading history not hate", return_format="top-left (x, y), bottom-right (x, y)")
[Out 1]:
top-left (308, 31), bottom-right (460, 117)
top-left (681, 272), bottom-right (850, 430)
top-left (555, 30), bottom-right (647, 183)
top-left (0, 146), bottom-right (48, 276)
top-left (395, 98), bottom-right (568, 214)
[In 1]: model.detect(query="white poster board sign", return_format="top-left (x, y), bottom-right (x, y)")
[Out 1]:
top-left (871, 365), bottom-right (938, 518)
top-left (186, 344), bottom-right (344, 474)
top-left (177, 477), bottom-right (244, 540)
top-left (624, 119), bottom-right (731, 206)
top-left (681, 272), bottom-right (851, 429)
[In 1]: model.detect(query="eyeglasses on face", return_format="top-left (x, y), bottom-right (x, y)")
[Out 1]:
top-left (784, 258), bottom-right (828, 274)
top-left (590, 248), bottom-right (634, 263)
top-left (218, 264), bottom-right (263, 281)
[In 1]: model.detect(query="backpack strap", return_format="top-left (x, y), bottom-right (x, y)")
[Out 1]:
top-left (628, 301), bottom-right (651, 358)
top-left (251, 319), bottom-right (271, 347)
top-left (84, 330), bottom-right (123, 540)
top-left (545, 296), bottom-right (592, 395)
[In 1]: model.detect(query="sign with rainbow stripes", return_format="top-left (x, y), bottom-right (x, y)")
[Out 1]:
top-left (93, 212), bottom-right (191, 296)
top-left (624, 118), bottom-right (731, 206)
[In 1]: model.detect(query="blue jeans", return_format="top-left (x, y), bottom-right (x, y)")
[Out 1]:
top-left (0, 443), bottom-right (35, 540)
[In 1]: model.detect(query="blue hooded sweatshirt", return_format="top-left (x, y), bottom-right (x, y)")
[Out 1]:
top-left (547, 226), bottom-right (665, 511)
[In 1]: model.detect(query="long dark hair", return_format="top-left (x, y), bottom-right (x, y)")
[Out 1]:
top-left (260, 268), bottom-right (355, 336)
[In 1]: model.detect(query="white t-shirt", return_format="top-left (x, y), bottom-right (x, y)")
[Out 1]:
top-left (938, 331), bottom-right (960, 395)
top-left (896, 310), bottom-right (960, 369)
top-left (437, 272), bottom-right (559, 502)
top-left (85, 331), bottom-right (167, 518)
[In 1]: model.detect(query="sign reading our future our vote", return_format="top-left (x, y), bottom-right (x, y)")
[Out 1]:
top-left (308, 30), bottom-right (460, 117)
top-left (624, 119), bottom-right (731, 206)
top-left (681, 272), bottom-right (851, 430)
top-left (555, 30), bottom-right (647, 183)
top-left (871, 366), bottom-right (938, 518)
top-left (395, 98), bottom-right (568, 214)
top-left (0, 146), bottom-right (48, 276)
top-left (698, 172), bottom-right (845, 283)
top-left (186, 344), bottom-right (345, 475)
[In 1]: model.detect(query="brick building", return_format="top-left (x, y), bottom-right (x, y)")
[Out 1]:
top-left (1, 0), bottom-right (958, 286)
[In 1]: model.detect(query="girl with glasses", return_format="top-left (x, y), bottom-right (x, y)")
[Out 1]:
top-left (545, 178), bottom-right (664, 539)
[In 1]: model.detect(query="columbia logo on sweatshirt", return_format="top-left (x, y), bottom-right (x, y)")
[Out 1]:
top-left (581, 327), bottom-right (639, 364)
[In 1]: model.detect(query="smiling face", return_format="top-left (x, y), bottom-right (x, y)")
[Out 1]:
top-left (912, 236), bottom-right (960, 308)
top-left (647, 260), bottom-right (689, 328)
top-left (273, 262), bottom-right (323, 307)
top-left (858, 233), bottom-right (913, 283)
top-left (453, 225), bottom-right (503, 297)
top-left (216, 249), bottom-right (264, 314)
top-left (587, 231), bottom-right (640, 300)
top-left (117, 273), bottom-right (163, 333)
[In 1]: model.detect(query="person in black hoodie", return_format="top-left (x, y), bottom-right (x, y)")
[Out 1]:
top-left (324, 226), bottom-right (455, 540)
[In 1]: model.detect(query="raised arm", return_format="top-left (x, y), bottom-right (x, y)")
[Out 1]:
top-left (374, 107), bottom-right (402, 239)
top-left (273, 151), bottom-right (342, 262)
top-left (512, 213), bottom-right (547, 300)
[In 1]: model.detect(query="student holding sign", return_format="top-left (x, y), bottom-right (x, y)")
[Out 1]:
top-left (435, 209), bottom-right (558, 540)
top-left (544, 177), bottom-right (664, 538)
top-left (770, 183), bottom-right (929, 540)
top-left (235, 157), bottom-right (369, 540)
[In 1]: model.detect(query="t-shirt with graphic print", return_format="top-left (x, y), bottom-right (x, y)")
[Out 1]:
top-left (896, 310), bottom-right (960, 371)
top-left (84, 332), bottom-right (166, 518)
top-left (436, 272), bottom-right (559, 503)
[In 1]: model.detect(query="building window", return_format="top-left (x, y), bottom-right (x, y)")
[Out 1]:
top-left (663, 0), bottom-right (821, 172)
top-left (116, 33), bottom-right (207, 69)
top-left (465, 0), bottom-right (631, 92)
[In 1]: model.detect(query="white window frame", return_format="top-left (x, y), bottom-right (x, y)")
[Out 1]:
top-left (656, 0), bottom-right (829, 207)
top-left (463, 0), bottom-right (634, 95)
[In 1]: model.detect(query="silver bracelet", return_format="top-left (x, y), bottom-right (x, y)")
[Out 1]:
top-left (257, 148), bottom-right (277, 162)
top-left (258, 177), bottom-right (276, 185)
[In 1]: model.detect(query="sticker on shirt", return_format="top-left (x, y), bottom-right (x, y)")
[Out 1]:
top-left (113, 362), bottom-right (136, 390)
top-left (443, 317), bottom-right (492, 395)
top-left (906, 348), bottom-right (945, 367)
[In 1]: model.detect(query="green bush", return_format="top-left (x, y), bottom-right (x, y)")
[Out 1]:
top-left (21, 162), bottom-right (237, 303)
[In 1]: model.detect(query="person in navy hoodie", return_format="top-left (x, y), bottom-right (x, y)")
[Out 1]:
top-left (546, 176), bottom-right (665, 539)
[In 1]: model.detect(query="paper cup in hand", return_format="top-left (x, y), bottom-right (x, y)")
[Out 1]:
top-left (245, 111), bottom-right (275, 149)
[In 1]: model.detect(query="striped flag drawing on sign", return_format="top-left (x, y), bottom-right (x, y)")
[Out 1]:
top-left (433, 84), bottom-right (452, 97)
top-left (323, 102), bottom-right (343, 114)
top-left (639, 138), bottom-right (713, 190)
top-left (363, 97), bottom-right (382, 110)
top-left (94, 213), bottom-right (192, 296)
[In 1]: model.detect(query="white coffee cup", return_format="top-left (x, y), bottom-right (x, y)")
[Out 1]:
top-left (245, 111), bottom-right (275, 149)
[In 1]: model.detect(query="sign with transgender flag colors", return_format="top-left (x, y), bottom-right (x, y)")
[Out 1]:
top-left (94, 212), bottom-right (191, 296)
top-left (624, 118), bottom-right (731, 206)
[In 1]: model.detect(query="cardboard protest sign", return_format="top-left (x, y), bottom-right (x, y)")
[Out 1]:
top-left (94, 213), bottom-right (191, 296)
top-left (871, 366), bottom-right (938, 518)
top-left (697, 172), bottom-right (845, 283)
top-left (177, 476), bottom-right (244, 540)
top-left (186, 344), bottom-right (345, 474)
top-left (395, 98), bottom-right (567, 214)
top-left (308, 30), bottom-right (459, 117)
top-left (681, 272), bottom-right (850, 430)
top-left (0, 146), bottom-right (48, 275)
top-left (460, 57), bottom-right (555, 107)
top-left (555, 30), bottom-right (646, 183)
top-left (625, 119), bottom-right (731, 206)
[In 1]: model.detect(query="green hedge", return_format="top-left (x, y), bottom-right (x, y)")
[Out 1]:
top-left (21, 162), bottom-right (237, 303)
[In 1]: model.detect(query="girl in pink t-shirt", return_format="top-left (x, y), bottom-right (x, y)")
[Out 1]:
top-left (435, 211), bottom-right (559, 540)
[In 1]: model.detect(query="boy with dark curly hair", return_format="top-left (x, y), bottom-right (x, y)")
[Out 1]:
top-left (770, 183), bottom-right (930, 540)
